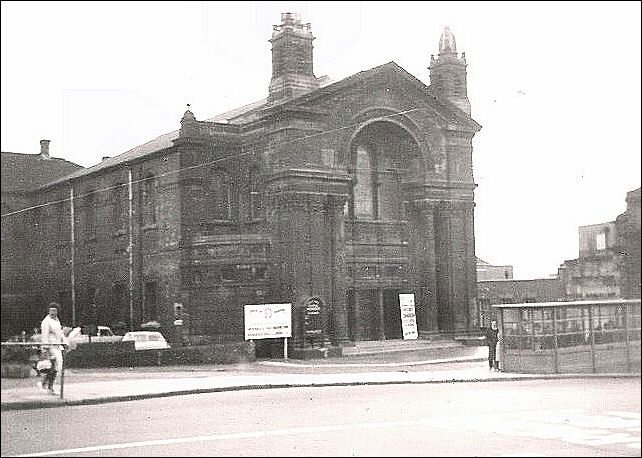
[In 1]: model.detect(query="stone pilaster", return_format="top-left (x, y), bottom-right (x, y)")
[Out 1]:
top-left (327, 194), bottom-right (350, 345)
top-left (434, 200), bottom-right (476, 332)
top-left (407, 199), bottom-right (438, 333)
top-left (266, 169), bottom-right (350, 349)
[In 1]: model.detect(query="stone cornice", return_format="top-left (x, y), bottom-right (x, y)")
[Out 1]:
top-left (266, 168), bottom-right (352, 185)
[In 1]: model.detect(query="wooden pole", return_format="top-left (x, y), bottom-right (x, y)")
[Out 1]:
top-left (284, 337), bottom-right (288, 360)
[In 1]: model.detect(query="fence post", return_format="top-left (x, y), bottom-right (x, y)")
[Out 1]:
top-left (625, 303), bottom-right (631, 372)
top-left (588, 306), bottom-right (596, 373)
top-left (552, 306), bottom-right (559, 374)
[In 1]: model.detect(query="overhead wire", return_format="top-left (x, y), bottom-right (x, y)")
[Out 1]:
top-left (1, 106), bottom-right (432, 219)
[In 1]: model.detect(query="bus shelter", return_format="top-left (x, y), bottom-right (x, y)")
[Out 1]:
top-left (492, 299), bottom-right (641, 374)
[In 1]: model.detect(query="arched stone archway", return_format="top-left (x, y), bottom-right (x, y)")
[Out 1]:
top-left (342, 121), bottom-right (429, 341)
top-left (347, 120), bottom-right (422, 221)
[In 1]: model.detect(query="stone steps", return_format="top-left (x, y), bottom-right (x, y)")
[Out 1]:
top-left (342, 338), bottom-right (465, 357)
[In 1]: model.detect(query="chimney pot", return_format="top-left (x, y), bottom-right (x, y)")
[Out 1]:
top-left (40, 139), bottom-right (51, 159)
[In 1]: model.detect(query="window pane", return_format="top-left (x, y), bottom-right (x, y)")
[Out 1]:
top-left (354, 145), bottom-right (373, 217)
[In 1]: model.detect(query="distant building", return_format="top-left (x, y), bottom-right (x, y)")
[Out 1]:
top-left (558, 222), bottom-right (620, 299)
top-left (558, 188), bottom-right (641, 300)
top-left (1, 140), bottom-right (84, 338)
top-left (476, 257), bottom-right (513, 281)
top-left (616, 187), bottom-right (641, 299)
top-left (477, 278), bottom-right (564, 325)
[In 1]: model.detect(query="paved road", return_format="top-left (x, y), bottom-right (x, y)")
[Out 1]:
top-left (2, 378), bottom-right (640, 456)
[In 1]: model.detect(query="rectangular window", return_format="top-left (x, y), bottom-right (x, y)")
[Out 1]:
top-left (221, 265), bottom-right (235, 282)
top-left (596, 232), bottom-right (606, 250)
top-left (144, 282), bottom-right (157, 321)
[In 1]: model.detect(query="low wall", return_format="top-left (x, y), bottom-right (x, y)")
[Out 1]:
top-left (2, 341), bottom-right (257, 376)
top-left (65, 340), bottom-right (256, 368)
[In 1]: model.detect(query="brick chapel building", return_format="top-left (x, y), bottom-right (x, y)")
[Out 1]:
top-left (1, 13), bottom-right (481, 348)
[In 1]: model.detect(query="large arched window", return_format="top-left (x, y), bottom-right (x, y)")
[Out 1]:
top-left (349, 121), bottom-right (421, 221)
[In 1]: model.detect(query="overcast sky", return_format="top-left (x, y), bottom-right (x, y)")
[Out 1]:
top-left (2, 1), bottom-right (640, 280)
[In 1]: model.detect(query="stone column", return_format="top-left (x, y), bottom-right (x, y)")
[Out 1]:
top-left (327, 195), bottom-right (350, 345)
top-left (435, 200), bottom-right (476, 332)
top-left (408, 199), bottom-right (439, 334)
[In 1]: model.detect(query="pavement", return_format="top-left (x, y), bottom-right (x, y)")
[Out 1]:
top-left (2, 344), bottom-right (639, 411)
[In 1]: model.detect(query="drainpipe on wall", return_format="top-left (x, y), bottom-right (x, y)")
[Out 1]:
top-left (128, 168), bottom-right (134, 331)
top-left (69, 186), bottom-right (76, 326)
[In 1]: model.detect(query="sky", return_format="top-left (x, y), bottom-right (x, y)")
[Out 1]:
top-left (2, 1), bottom-right (640, 280)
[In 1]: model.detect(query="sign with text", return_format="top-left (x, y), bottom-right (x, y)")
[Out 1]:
top-left (399, 293), bottom-right (418, 340)
top-left (304, 297), bottom-right (323, 337)
top-left (244, 303), bottom-right (292, 340)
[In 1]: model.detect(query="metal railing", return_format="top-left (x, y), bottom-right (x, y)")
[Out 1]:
top-left (493, 299), bottom-right (641, 374)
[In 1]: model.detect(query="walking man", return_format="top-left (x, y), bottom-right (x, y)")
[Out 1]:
top-left (40, 303), bottom-right (67, 395)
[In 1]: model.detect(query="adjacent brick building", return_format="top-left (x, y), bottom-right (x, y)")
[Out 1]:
top-left (1, 141), bottom-right (84, 338)
top-left (1, 14), bottom-right (481, 348)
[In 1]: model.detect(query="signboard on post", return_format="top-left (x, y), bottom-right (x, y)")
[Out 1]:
top-left (244, 303), bottom-right (292, 340)
top-left (399, 293), bottom-right (418, 340)
top-left (303, 297), bottom-right (324, 348)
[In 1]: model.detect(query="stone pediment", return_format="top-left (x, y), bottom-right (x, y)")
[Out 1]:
top-left (263, 61), bottom-right (481, 133)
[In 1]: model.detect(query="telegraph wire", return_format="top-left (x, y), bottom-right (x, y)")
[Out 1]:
top-left (1, 106), bottom-right (431, 219)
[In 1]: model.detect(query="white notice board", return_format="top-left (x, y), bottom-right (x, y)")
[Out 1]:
top-left (244, 303), bottom-right (292, 340)
top-left (399, 294), bottom-right (418, 340)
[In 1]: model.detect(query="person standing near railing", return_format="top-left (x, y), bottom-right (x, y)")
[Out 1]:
top-left (485, 320), bottom-right (500, 371)
top-left (40, 302), bottom-right (67, 395)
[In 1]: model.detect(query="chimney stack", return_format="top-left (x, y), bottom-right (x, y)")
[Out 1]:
top-left (268, 12), bottom-right (320, 103)
top-left (40, 139), bottom-right (51, 159)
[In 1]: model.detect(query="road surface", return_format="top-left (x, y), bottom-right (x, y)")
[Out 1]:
top-left (2, 378), bottom-right (640, 456)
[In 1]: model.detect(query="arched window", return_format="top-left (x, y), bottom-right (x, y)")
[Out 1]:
top-left (141, 174), bottom-right (156, 226)
top-left (209, 170), bottom-right (232, 221)
top-left (84, 191), bottom-right (97, 239)
top-left (248, 166), bottom-right (263, 220)
top-left (350, 121), bottom-right (421, 221)
top-left (112, 183), bottom-right (126, 232)
top-left (353, 144), bottom-right (376, 219)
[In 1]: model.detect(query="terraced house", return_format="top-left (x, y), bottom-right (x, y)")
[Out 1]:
top-left (1, 13), bottom-right (481, 351)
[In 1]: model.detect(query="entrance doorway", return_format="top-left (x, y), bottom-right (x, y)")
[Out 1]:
top-left (383, 289), bottom-right (402, 339)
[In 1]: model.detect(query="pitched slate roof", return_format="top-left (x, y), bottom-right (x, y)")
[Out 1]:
top-left (1, 152), bottom-right (83, 193)
top-left (39, 61), bottom-right (478, 190)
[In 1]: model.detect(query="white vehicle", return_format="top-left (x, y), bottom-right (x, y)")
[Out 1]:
top-left (122, 331), bottom-right (170, 351)
top-left (71, 326), bottom-right (122, 344)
